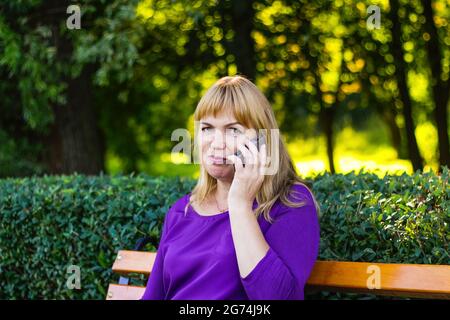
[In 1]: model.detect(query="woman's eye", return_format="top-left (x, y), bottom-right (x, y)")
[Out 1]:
top-left (229, 127), bottom-right (242, 135)
top-left (201, 127), bottom-right (211, 132)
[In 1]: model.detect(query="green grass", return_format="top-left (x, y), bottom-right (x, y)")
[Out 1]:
top-left (287, 125), bottom-right (414, 178)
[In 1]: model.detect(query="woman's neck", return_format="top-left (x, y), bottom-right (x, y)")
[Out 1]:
top-left (215, 179), bottom-right (231, 202)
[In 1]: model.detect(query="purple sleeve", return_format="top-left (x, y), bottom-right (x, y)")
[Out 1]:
top-left (140, 208), bottom-right (172, 300)
top-left (240, 195), bottom-right (320, 300)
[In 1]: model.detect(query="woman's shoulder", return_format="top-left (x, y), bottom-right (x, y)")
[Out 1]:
top-left (287, 182), bottom-right (316, 206)
top-left (163, 193), bottom-right (191, 227)
top-left (169, 193), bottom-right (191, 212)
top-left (271, 182), bottom-right (318, 218)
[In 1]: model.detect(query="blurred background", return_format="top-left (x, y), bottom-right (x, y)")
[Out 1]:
top-left (0, 0), bottom-right (449, 179)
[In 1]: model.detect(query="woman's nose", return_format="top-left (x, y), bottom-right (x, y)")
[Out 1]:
top-left (211, 130), bottom-right (226, 149)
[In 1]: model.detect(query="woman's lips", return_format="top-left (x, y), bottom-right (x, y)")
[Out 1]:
top-left (208, 156), bottom-right (228, 164)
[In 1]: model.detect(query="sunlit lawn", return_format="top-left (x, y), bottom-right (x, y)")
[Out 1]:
top-left (288, 140), bottom-right (414, 179)
top-left (287, 126), bottom-right (414, 178)
top-left (286, 120), bottom-right (440, 178)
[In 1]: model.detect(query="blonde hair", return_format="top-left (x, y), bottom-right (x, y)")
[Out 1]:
top-left (185, 75), bottom-right (320, 223)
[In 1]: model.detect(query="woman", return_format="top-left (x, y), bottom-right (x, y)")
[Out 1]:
top-left (141, 75), bottom-right (320, 300)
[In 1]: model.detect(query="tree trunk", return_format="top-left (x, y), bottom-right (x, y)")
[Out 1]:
top-left (41, 1), bottom-right (105, 174)
top-left (320, 107), bottom-right (336, 174)
top-left (225, 0), bottom-right (256, 80)
top-left (45, 66), bottom-right (105, 174)
top-left (381, 106), bottom-right (406, 159)
top-left (369, 90), bottom-right (407, 159)
top-left (421, 0), bottom-right (450, 170)
top-left (389, 0), bottom-right (424, 171)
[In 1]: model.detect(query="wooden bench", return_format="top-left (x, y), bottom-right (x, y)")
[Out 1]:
top-left (106, 249), bottom-right (450, 300)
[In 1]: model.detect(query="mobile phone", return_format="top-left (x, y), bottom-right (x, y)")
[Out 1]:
top-left (235, 133), bottom-right (266, 166)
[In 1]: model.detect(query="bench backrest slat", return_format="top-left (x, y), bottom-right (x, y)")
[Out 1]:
top-left (305, 260), bottom-right (450, 299)
top-left (110, 250), bottom-right (450, 299)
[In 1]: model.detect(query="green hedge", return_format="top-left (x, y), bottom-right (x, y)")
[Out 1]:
top-left (0, 168), bottom-right (448, 299)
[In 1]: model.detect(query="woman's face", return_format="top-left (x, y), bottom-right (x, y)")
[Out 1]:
top-left (199, 111), bottom-right (255, 181)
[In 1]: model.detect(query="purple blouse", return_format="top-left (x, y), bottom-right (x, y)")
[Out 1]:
top-left (140, 183), bottom-right (320, 300)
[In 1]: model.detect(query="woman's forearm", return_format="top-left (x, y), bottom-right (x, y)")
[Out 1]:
top-left (228, 201), bottom-right (270, 279)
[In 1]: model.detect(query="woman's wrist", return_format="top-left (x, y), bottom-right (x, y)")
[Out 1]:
top-left (228, 198), bottom-right (253, 214)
